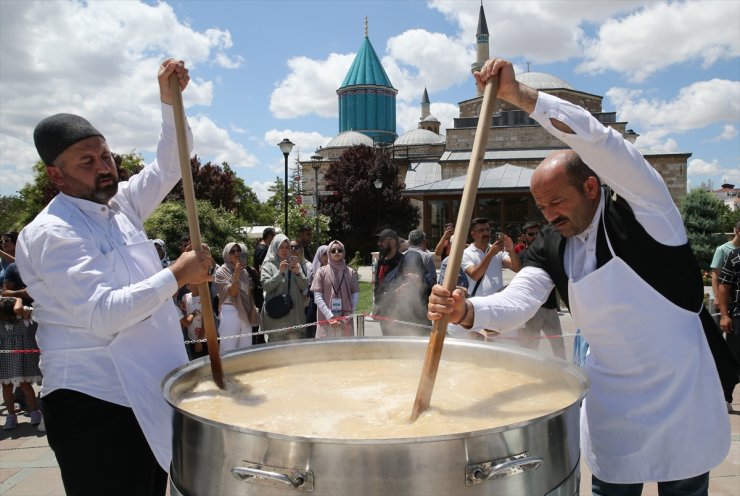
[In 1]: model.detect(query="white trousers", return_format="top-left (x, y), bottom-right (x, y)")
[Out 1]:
top-left (218, 304), bottom-right (252, 354)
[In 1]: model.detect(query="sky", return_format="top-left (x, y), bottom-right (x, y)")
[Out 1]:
top-left (1, 0), bottom-right (738, 203)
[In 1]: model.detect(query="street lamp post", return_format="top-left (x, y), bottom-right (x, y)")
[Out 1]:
top-left (278, 138), bottom-right (295, 234)
top-left (374, 178), bottom-right (383, 230)
top-left (233, 195), bottom-right (241, 219)
top-left (311, 154), bottom-right (322, 244)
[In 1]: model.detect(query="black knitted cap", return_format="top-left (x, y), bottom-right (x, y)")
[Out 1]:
top-left (33, 113), bottom-right (104, 165)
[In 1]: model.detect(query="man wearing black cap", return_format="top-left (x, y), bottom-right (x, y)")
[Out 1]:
top-left (14, 59), bottom-right (214, 496)
top-left (374, 228), bottom-right (430, 336)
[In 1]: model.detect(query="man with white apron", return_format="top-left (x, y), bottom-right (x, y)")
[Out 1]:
top-left (15, 59), bottom-right (214, 496)
top-left (429, 58), bottom-right (735, 496)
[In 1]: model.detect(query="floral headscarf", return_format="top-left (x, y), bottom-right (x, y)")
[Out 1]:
top-left (215, 242), bottom-right (252, 323)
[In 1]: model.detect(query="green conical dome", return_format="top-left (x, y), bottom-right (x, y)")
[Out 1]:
top-left (336, 30), bottom-right (397, 145)
top-left (340, 36), bottom-right (394, 89)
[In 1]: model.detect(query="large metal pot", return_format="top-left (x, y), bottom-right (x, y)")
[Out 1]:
top-left (164, 337), bottom-right (588, 496)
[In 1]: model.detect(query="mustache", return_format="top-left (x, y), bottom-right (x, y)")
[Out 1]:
top-left (96, 174), bottom-right (117, 187)
top-left (551, 216), bottom-right (568, 225)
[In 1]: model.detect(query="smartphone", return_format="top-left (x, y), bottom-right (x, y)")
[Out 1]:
top-left (289, 255), bottom-right (298, 264)
top-left (495, 232), bottom-right (504, 242)
top-left (239, 252), bottom-right (248, 265)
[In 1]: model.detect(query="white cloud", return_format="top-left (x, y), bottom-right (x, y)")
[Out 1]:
top-left (687, 158), bottom-right (740, 187)
top-left (578, 1), bottom-right (740, 82)
top-left (687, 158), bottom-right (721, 176)
top-left (263, 130), bottom-right (333, 161)
top-left (711, 124), bottom-right (738, 142)
top-left (429, 0), bottom-right (642, 63)
top-left (270, 54), bottom-right (354, 119)
top-left (0, 134), bottom-right (42, 195)
top-left (383, 29), bottom-right (472, 103)
top-left (190, 115), bottom-right (259, 168)
top-left (634, 130), bottom-right (678, 153)
top-left (607, 80), bottom-right (740, 132)
top-left (249, 180), bottom-right (276, 202)
top-left (396, 101), bottom-right (458, 135)
top-left (722, 168), bottom-right (740, 185)
top-left (0, 0), bottom-right (244, 195)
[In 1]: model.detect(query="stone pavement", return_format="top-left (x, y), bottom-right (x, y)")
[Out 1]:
top-left (1, 267), bottom-right (738, 495)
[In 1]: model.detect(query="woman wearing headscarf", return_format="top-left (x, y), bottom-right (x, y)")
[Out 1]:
top-left (152, 239), bottom-right (170, 268)
top-left (305, 245), bottom-right (328, 339)
top-left (290, 238), bottom-right (312, 309)
top-left (214, 242), bottom-right (259, 353)
top-left (260, 234), bottom-right (307, 340)
top-left (310, 240), bottom-right (360, 338)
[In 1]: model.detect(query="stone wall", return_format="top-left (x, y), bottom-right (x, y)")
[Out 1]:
top-left (446, 122), bottom-right (627, 151)
top-left (458, 89), bottom-right (602, 118)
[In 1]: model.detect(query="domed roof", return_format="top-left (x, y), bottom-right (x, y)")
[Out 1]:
top-left (339, 37), bottom-right (394, 89)
top-left (422, 114), bottom-right (440, 123)
top-left (394, 128), bottom-right (445, 146)
top-left (325, 130), bottom-right (374, 148)
top-left (516, 71), bottom-right (574, 90)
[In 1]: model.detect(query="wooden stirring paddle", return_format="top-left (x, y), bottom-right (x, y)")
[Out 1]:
top-left (169, 73), bottom-right (225, 389)
top-left (410, 77), bottom-right (499, 422)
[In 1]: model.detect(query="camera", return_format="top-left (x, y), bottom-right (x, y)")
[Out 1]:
top-left (239, 252), bottom-right (248, 265)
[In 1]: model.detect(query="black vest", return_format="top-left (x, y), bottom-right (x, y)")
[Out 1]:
top-left (522, 187), bottom-right (738, 393)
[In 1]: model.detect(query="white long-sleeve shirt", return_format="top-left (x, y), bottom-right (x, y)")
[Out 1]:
top-left (16, 103), bottom-right (192, 405)
top-left (466, 91), bottom-right (685, 332)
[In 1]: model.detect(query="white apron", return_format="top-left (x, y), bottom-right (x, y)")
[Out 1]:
top-left (108, 239), bottom-right (188, 470)
top-left (568, 215), bottom-right (730, 483)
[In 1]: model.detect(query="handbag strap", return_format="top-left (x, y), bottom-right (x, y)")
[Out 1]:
top-left (471, 276), bottom-right (482, 296)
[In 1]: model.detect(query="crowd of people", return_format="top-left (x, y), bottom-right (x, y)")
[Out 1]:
top-left (1, 55), bottom-right (737, 496)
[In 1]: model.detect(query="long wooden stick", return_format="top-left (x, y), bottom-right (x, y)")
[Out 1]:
top-left (169, 74), bottom-right (225, 389)
top-left (410, 77), bottom-right (499, 422)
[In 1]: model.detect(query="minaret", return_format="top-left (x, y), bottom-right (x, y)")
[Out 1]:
top-left (470, 2), bottom-right (490, 97)
top-left (420, 87), bottom-right (430, 120)
top-left (418, 88), bottom-right (440, 134)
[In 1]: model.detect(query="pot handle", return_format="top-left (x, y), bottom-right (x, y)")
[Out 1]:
top-left (231, 465), bottom-right (313, 491)
top-left (466, 452), bottom-right (543, 486)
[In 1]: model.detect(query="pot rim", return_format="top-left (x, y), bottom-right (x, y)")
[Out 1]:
top-left (163, 337), bottom-right (589, 445)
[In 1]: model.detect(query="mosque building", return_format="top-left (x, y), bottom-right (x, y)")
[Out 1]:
top-left (301, 5), bottom-right (690, 242)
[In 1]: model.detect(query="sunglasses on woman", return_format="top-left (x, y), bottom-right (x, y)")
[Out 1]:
top-left (290, 245), bottom-right (301, 250)
top-left (330, 248), bottom-right (344, 254)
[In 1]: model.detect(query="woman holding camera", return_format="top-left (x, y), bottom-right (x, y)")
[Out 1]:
top-left (214, 242), bottom-right (259, 354)
top-left (260, 234), bottom-right (307, 341)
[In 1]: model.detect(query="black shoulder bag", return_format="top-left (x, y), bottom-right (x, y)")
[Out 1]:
top-left (265, 272), bottom-right (294, 319)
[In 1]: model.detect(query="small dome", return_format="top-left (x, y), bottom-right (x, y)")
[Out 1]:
top-left (394, 128), bottom-right (445, 146)
top-left (516, 71), bottom-right (574, 90)
top-left (324, 130), bottom-right (374, 148)
top-left (422, 114), bottom-right (440, 123)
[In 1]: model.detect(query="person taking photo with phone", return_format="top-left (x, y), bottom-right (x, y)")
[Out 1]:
top-left (462, 217), bottom-right (521, 297)
top-left (260, 234), bottom-right (307, 341)
top-left (214, 242), bottom-right (259, 354)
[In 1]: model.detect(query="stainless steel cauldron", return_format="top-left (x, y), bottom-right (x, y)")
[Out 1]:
top-left (164, 337), bottom-right (588, 496)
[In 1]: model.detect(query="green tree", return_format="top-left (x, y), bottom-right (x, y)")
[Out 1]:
top-left (321, 145), bottom-right (419, 261)
top-left (0, 195), bottom-right (27, 232)
top-left (144, 200), bottom-right (247, 264)
top-left (680, 188), bottom-right (727, 269)
top-left (719, 203), bottom-right (740, 233)
top-left (16, 152), bottom-right (144, 227)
